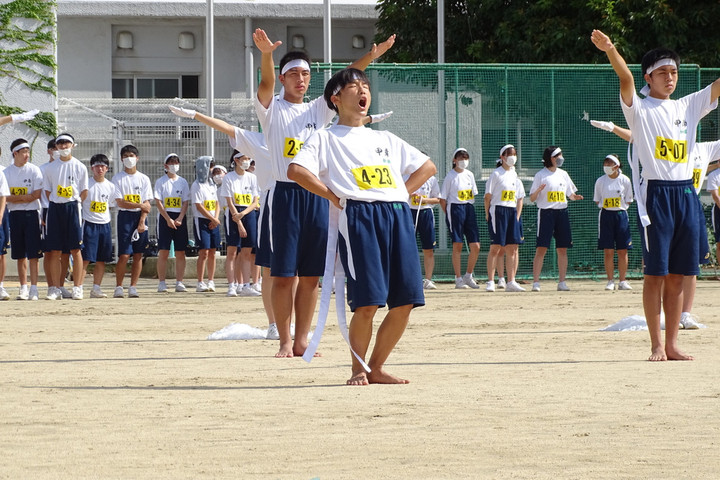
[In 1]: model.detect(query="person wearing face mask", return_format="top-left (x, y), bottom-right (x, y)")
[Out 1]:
top-left (529, 146), bottom-right (583, 292)
top-left (112, 144), bottom-right (153, 298)
top-left (191, 157), bottom-right (222, 293)
top-left (439, 148), bottom-right (481, 289)
top-left (42, 133), bottom-right (89, 300)
top-left (593, 154), bottom-right (634, 291)
top-left (484, 145), bottom-right (526, 292)
top-left (154, 153), bottom-right (191, 294)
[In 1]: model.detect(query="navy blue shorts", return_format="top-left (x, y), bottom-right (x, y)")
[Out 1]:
top-left (536, 208), bottom-right (572, 249)
top-left (270, 182), bottom-right (328, 277)
top-left (642, 179), bottom-right (699, 276)
top-left (82, 221), bottom-right (113, 263)
top-left (338, 200), bottom-right (424, 312)
top-left (194, 217), bottom-right (221, 250)
top-left (157, 211), bottom-right (189, 252)
top-left (488, 205), bottom-right (523, 246)
top-left (225, 209), bottom-right (258, 249)
top-left (117, 210), bottom-right (149, 255)
top-left (597, 209), bottom-right (632, 250)
top-left (9, 210), bottom-right (43, 260)
top-left (46, 201), bottom-right (83, 252)
top-left (446, 203), bottom-right (479, 244)
top-left (699, 206), bottom-right (709, 265)
top-left (255, 196), bottom-right (272, 268)
top-left (713, 204), bottom-right (720, 243)
top-left (1, 212), bottom-right (10, 255)
top-left (411, 208), bottom-right (436, 250)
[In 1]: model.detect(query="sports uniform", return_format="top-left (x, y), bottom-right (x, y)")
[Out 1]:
top-left (485, 165), bottom-right (525, 246)
top-left (409, 176), bottom-right (440, 250)
top-left (112, 170), bottom-right (153, 255)
top-left (190, 179), bottom-right (221, 249)
top-left (81, 178), bottom-right (116, 263)
top-left (153, 174), bottom-right (190, 251)
top-left (707, 168), bottom-right (720, 244)
top-left (0, 167), bottom-right (9, 257)
top-left (3, 162), bottom-right (43, 260)
top-left (219, 169), bottom-right (259, 250)
top-left (42, 156), bottom-right (88, 252)
top-left (440, 168), bottom-right (479, 244)
top-left (593, 170), bottom-right (633, 250)
top-left (530, 167), bottom-right (577, 249)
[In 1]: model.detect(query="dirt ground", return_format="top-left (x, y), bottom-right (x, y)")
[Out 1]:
top-left (1, 276), bottom-right (719, 479)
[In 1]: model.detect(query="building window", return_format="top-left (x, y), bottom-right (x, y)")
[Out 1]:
top-left (112, 75), bottom-right (199, 98)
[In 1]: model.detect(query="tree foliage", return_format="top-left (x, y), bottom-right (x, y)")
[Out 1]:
top-left (375, 0), bottom-right (720, 66)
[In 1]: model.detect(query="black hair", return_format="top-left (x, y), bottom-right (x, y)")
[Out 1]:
top-left (47, 139), bottom-right (56, 149)
top-left (10, 138), bottom-right (28, 152)
top-left (279, 51), bottom-right (311, 73)
top-left (496, 159), bottom-right (502, 167)
top-left (90, 154), bottom-right (110, 167)
top-left (120, 144), bottom-right (139, 157)
top-left (542, 146), bottom-right (561, 168)
top-left (323, 68), bottom-right (370, 112)
top-left (641, 48), bottom-right (680, 77)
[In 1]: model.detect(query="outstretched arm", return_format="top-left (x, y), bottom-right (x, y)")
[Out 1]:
top-left (169, 106), bottom-right (235, 138)
top-left (591, 30), bottom-right (634, 107)
top-left (253, 28), bottom-right (283, 108)
top-left (349, 34), bottom-right (396, 71)
top-left (590, 120), bottom-right (632, 142)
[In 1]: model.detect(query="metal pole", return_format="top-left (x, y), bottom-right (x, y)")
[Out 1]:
top-left (245, 18), bottom-right (254, 100)
top-left (324, 0), bottom-right (332, 84)
top-left (437, 0), bottom-right (448, 254)
top-left (206, 0), bottom-right (215, 157)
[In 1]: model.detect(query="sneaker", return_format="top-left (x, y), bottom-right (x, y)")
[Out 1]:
top-left (45, 287), bottom-right (60, 300)
top-left (128, 286), bottom-right (139, 298)
top-left (72, 286), bottom-right (83, 300)
top-left (455, 277), bottom-right (470, 289)
top-left (266, 323), bottom-right (280, 340)
top-left (90, 286), bottom-right (107, 298)
top-left (207, 280), bottom-right (216, 292)
top-left (423, 278), bottom-right (437, 290)
top-left (497, 278), bottom-right (507, 289)
top-left (239, 285), bottom-right (262, 297)
top-left (252, 282), bottom-right (262, 293)
top-left (531, 282), bottom-right (541, 292)
top-left (175, 281), bottom-right (187, 293)
top-left (0, 286), bottom-right (10, 300)
top-left (113, 286), bottom-right (125, 298)
top-left (226, 284), bottom-right (238, 297)
top-left (605, 281), bottom-right (615, 291)
top-left (17, 285), bottom-right (29, 300)
top-left (505, 280), bottom-right (526, 292)
top-left (462, 272), bottom-right (480, 289)
top-left (485, 281), bottom-right (496, 292)
top-left (28, 285), bottom-right (39, 301)
top-left (557, 281), bottom-right (570, 291)
top-left (680, 312), bottom-right (700, 330)
top-left (157, 281), bottom-right (168, 293)
top-left (60, 286), bottom-right (72, 299)
top-left (196, 281), bottom-right (208, 292)
top-left (618, 280), bottom-right (632, 290)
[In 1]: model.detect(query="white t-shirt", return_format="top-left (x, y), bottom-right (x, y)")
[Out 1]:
top-left (3, 162), bottom-right (43, 211)
top-left (440, 169), bottom-right (478, 205)
top-left (689, 141), bottom-right (720, 193)
top-left (42, 157), bottom-right (89, 204)
top-left (593, 172), bottom-right (633, 211)
top-left (230, 127), bottom-right (273, 192)
top-left (39, 162), bottom-right (53, 208)
top-left (82, 178), bottom-right (116, 224)
top-left (112, 170), bottom-right (153, 212)
top-left (190, 181), bottom-right (219, 218)
top-left (254, 94), bottom-right (336, 183)
top-left (705, 168), bottom-right (720, 196)
top-left (0, 166), bottom-right (9, 197)
top-left (218, 170), bottom-right (259, 209)
top-left (291, 125), bottom-right (428, 203)
top-left (530, 167), bottom-right (577, 210)
top-left (485, 166), bottom-right (526, 208)
top-left (154, 175), bottom-right (190, 214)
top-left (409, 176), bottom-right (440, 210)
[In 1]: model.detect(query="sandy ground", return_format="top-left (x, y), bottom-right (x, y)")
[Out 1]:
top-left (1, 276), bottom-right (720, 479)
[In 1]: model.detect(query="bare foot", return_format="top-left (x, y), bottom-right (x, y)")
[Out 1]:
top-left (275, 344), bottom-right (294, 358)
top-left (648, 346), bottom-right (667, 362)
top-left (666, 347), bottom-right (694, 361)
top-left (367, 368), bottom-right (410, 384)
top-left (293, 347), bottom-right (322, 357)
top-left (347, 372), bottom-right (369, 386)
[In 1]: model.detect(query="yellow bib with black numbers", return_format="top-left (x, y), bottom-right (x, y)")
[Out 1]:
top-left (693, 169), bottom-right (702, 190)
top-left (10, 187), bottom-right (27, 196)
top-left (57, 185), bottom-right (73, 198)
top-left (203, 199), bottom-right (217, 211)
top-left (124, 194), bottom-right (140, 204)
top-left (352, 165), bottom-right (396, 190)
top-left (654, 137), bottom-right (687, 163)
top-left (90, 201), bottom-right (107, 213)
top-left (164, 197), bottom-right (182, 209)
top-left (547, 191), bottom-right (565, 203)
top-left (603, 197), bottom-right (621, 209)
top-left (501, 190), bottom-right (515, 202)
top-left (411, 195), bottom-right (427, 207)
top-left (457, 189), bottom-right (473, 201)
top-left (234, 193), bottom-right (252, 206)
top-left (284, 137), bottom-right (303, 158)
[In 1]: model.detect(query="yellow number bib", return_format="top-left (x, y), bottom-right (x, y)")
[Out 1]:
top-left (164, 197), bottom-right (182, 209)
top-left (654, 136), bottom-right (688, 163)
top-left (10, 187), bottom-right (27, 196)
top-left (284, 137), bottom-right (303, 158)
top-left (56, 185), bottom-right (73, 198)
top-left (500, 190), bottom-right (516, 202)
top-left (457, 189), bottom-right (473, 201)
top-left (411, 195), bottom-right (427, 207)
top-left (90, 201), bottom-right (107, 213)
top-left (693, 168), bottom-right (702, 190)
top-left (603, 197), bottom-right (621, 209)
top-left (547, 191), bottom-right (566, 203)
top-left (234, 193), bottom-right (252, 206)
top-left (203, 199), bottom-right (217, 211)
top-left (351, 165), bottom-right (396, 190)
top-left (124, 194), bottom-right (140, 204)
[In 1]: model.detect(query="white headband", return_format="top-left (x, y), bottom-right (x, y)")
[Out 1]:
top-left (12, 142), bottom-right (29, 153)
top-left (551, 147), bottom-right (562, 157)
top-left (213, 165), bottom-right (227, 174)
top-left (605, 154), bottom-right (620, 166)
top-left (281, 59), bottom-right (310, 75)
top-left (499, 144), bottom-right (515, 157)
top-left (233, 152), bottom-right (245, 159)
top-left (164, 153), bottom-right (179, 163)
top-left (645, 58), bottom-right (677, 75)
top-left (453, 147), bottom-right (468, 158)
top-left (55, 134), bottom-right (74, 144)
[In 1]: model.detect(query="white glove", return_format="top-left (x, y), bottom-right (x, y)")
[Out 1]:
top-left (590, 120), bottom-right (615, 132)
top-left (370, 111), bottom-right (393, 123)
top-left (169, 105), bottom-right (196, 119)
top-left (11, 109), bottom-right (39, 124)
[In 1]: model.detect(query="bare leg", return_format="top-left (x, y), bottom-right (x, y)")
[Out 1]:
top-left (206, 249), bottom-right (216, 282)
top-left (116, 254), bottom-right (129, 287)
top-left (71, 249), bottom-right (83, 286)
top-left (129, 253), bottom-right (142, 287)
top-left (47, 251), bottom-right (61, 288)
top-left (157, 249), bottom-right (169, 282)
top-left (29, 257), bottom-right (39, 286)
top-left (506, 244), bottom-right (519, 282)
top-left (533, 247), bottom-right (547, 283)
top-left (196, 249), bottom-right (208, 283)
top-left (272, 275), bottom-right (299, 357)
top-left (557, 248), bottom-right (568, 282)
top-left (466, 242), bottom-right (480, 275)
top-left (17, 258), bottom-right (27, 286)
top-left (664, 273), bottom-right (692, 360)
top-left (175, 251), bottom-right (186, 282)
top-left (497, 252), bottom-right (505, 280)
top-left (617, 249), bottom-right (628, 282)
top-left (643, 275), bottom-right (666, 361)
top-left (366, 304), bottom-right (413, 385)
top-left (225, 246), bottom-right (237, 285)
top-left (604, 249), bottom-right (615, 281)
top-left (422, 249), bottom-right (434, 280)
top-left (681, 275), bottom-right (696, 314)
top-left (239, 247), bottom-right (252, 285)
top-left (82, 260), bottom-right (90, 285)
top-left (487, 244), bottom-right (501, 282)
top-left (347, 305), bottom-right (378, 385)
top-left (261, 267), bottom-right (274, 325)
top-left (60, 253), bottom-right (70, 286)
top-left (42, 253), bottom-right (51, 287)
top-left (292, 276), bottom-right (320, 356)
top-left (451, 243), bottom-right (463, 277)
top-left (93, 261), bottom-right (105, 286)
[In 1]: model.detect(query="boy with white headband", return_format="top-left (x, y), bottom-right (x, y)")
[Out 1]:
top-left (253, 28), bottom-right (396, 358)
top-left (484, 144), bottom-right (526, 292)
top-left (592, 29), bottom-right (720, 361)
top-left (154, 153), bottom-right (190, 293)
top-left (4, 138), bottom-right (43, 300)
top-left (42, 133), bottom-right (88, 300)
top-left (112, 144), bottom-right (153, 298)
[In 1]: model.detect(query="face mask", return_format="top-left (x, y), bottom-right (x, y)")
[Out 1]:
top-left (240, 160), bottom-right (251, 170)
top-left (123, 156), bottom-right (137, 169)
top-left (52, 150), bottom-right (61, 161)
top-left (505, 155), bottom-right (517, 167)
top-left (604, 166), bottom-right (616, 175)
top-left (213, 175), bottom-right (224, 185)
top-left (456, 159), bottom-right (469, 170)
top-left (57, 148), bottom-right (71, 158)
top-left (166, 164), bottom-right (179, 174)
top-left (555, 156), bottom-right (564, 168)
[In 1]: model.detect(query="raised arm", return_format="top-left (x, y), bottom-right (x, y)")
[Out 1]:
top-left (591, 30), bottom-right (634, 107)
top-left (349, 34), bottom-right (396, 71)
top-left (253, 28), bottom-right (283, 108)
